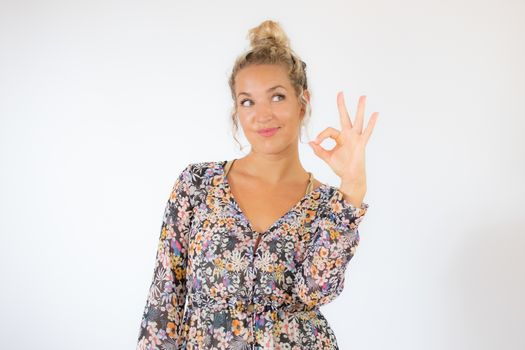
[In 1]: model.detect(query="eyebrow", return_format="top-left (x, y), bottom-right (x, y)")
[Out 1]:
top-left (237, 85), bottom-right (287, 97)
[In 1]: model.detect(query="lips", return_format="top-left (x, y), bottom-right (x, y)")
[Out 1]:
top-left (257, 127), bottom-right (280, 137)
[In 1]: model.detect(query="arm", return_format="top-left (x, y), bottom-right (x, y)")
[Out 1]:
top-left (137, 164), bottom-right (193, 350)
top-left (293, 188), bottom-right (368, 309)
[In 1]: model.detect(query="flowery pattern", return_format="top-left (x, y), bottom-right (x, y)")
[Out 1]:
top-left (136, 160), bottom-right (369, 350)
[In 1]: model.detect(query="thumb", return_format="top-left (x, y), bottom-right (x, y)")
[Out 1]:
top-left (309, 141), bottom-right (330, 162)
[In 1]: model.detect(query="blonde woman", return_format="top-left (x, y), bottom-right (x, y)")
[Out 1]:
top-left (137, 19), bottom-right (378, 350)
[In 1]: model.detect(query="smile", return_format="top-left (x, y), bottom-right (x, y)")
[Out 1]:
top-left (257, 127), bottom-right (280, 137)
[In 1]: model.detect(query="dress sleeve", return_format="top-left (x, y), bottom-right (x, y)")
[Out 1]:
top-left (136, 164), bottom-right (193, 350)
top-left (293, 188), bottom-right (369, 309)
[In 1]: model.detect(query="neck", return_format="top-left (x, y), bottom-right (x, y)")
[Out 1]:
top-left (234, 149), bottom-right (308, 185)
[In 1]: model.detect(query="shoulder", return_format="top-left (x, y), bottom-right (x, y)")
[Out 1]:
top-left (174, 160), bottom-right (227, 205)
top-left (184, 160), bottom-right (226, 176)
top-left (181, 160), bottom-right (227, 183)
top-left (320, 184), bottom-right (369, 216)
top-left (315, 183), bottom-right (337, 200)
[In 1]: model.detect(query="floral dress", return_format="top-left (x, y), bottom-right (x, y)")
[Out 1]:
top-left (136, 160), bottom-right (369, 350)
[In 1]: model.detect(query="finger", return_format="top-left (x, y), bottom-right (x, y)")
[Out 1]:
top-left (337, 91), bottom-right (353, 130)
top-left (309, 141), bottom-right (331, 162)
top-left (363, 112), bottom-right (379, 144)
top-left (314, 126), bottom-right (342, 145)
top-left (354, 95), bottom-right (366, 133)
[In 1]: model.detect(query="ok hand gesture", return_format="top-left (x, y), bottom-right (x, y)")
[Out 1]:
top-left (309, 92), bottom-right (378, 192)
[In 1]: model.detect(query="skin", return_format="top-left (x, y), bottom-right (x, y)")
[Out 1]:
top-left (309, 92), bottom-right (378, 208)
top-left (228, 63), bottom-right (377, 232)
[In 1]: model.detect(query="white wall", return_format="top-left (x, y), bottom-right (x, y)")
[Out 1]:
top-left (1, 0), bottom-right (523, 349)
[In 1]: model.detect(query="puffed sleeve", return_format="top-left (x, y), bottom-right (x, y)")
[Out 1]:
top-left (293, 187), bottom-right (369, 309)
top-left (136, 164), bottom-right (194, 350)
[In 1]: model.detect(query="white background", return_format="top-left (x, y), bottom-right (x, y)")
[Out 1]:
top-left (1, 1), bottom-right (524, 349)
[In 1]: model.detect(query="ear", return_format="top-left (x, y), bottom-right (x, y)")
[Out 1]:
top-left (300, 89), bottom-right (311, 119)
top-left (303, 89), bottom-right (311, 103)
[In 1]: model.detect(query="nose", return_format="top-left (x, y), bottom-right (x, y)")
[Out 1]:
top-left (254, 101), bottom-right (274, 123)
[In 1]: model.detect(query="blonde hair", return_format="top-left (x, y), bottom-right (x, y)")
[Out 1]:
top-left (228, 20), bottom-right (312, 151)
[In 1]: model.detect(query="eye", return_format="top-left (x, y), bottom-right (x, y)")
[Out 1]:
top-left (240, 99), bottom-right (252, 107)
top-left (273, 93), bottom-right (285, 102)
top-left (239, 94), bottom-right (285, 108)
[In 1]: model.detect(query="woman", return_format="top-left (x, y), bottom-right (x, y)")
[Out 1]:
top-left (137, 19), bottom-right (378, 350)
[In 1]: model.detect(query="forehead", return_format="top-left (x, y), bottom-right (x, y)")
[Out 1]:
top-left (235, 64), bottom-right (291, 92)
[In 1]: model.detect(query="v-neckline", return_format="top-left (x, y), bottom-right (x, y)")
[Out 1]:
top-left (220, 159), bottom-right (327, 236)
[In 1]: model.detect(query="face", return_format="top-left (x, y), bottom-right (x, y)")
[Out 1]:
top-left (234, 64), bottom-right (309, 155)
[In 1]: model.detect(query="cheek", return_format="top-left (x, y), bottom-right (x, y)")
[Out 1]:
top-left (278, 111), bottom-right (302, 128)
top-left (237, 115), bottom-right (251, 130)
top-left (278, 101), bottom-right (302, 120)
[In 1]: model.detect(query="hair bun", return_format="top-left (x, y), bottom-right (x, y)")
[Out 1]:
top-left (247, 20), bottom-right (290, 49)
